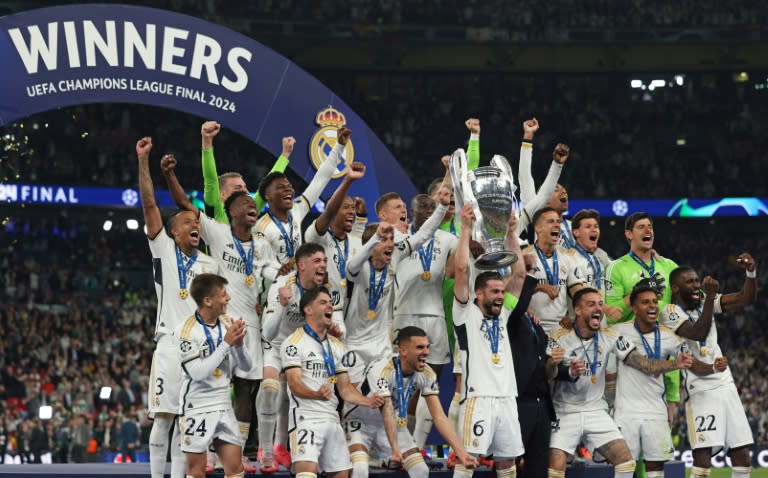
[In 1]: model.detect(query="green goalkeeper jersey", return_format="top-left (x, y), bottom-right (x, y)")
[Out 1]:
top-left (605, 252), bottom-right (679, 324)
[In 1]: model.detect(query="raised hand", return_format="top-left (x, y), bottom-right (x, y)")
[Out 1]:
top-left (281, 136), bottom-right (296, 157)
top-left (377, 222), bottom-right (394, 240)
top-left (201, 121), bottom-right (221, 139)
top-left (465, 118), bottom-right (480, 134)
top-left (702, 276), bottom-right (720, 297)
top-left (136, 137), bottom-right (153, 157)
top-left (553, 143), bottom-right (570, 164)
top-left (441, 155), bottom-right (451, 168)
top-left (523, 118), bottom-right (539, 135)
top-left (735, 253), bottom-right (755, 272)
top-left (160, 154), bottom-right (177, 174)
top-left (354, 197), bottom-right (367, 217)
top-left (436, 186), bottom-right (451, 206)
top-left (460, 204), bottom-right (476, 228)
top-left (347, 162), bottom-right (366, 180)
top-left (337, 127), bottom-right (352, 146)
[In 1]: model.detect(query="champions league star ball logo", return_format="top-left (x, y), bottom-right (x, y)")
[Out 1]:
top-left (309, 106), bottom-right (354, 179)
top-left (122, 188), bottom-right (139, 206)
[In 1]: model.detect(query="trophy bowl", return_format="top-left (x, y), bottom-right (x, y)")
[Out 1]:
top-left (468, 165), bottom-right (518, 270)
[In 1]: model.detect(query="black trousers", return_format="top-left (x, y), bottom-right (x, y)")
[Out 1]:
top-left (516, 397), bottom-right (553, 478)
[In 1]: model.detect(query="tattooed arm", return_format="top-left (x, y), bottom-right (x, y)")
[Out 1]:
top-left (624, 349), bottom-right (693, 375)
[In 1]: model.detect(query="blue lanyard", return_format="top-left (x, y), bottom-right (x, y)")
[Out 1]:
top-left (575, 325), bottom-right (599, 378)
top-left (393, 356), bottom-right (415, 421)
top-left (194, 311), bottom-right (222, 354)
top-left (534, 244), bottom-right (559, 286)
top-left (561, 220), bottom-right (575, 248)
top-left (484, 316), bottom-right (500, 355)
top-left (268, 211), bottom-right (295, 259)
top-left (303, 324), bottom-right (336, 379)
top-left (449, 217), bottom-right (456, 236)
top-left (368, 262), bottom-right (388, 312)
top-left (412, 225), bottom-right (435, 275)
top-left (629, 251), bottom-right (655, 276)
top-left (175, 246), bottom-right (198, 291)
top-left (574, 243), bottom-right (602, 289)
top-left (333, 235), bottom-right (348, 280)
top-left (231, 231), bottom-right (254, 276)
top-left (633, 321), bottom-right (660, 359)
top-left (676, 302), bottom-right (707, 347)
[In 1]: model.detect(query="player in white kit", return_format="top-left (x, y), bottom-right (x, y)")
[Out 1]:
top-left (522, 207), bottom-right (584, 335)
top-left (546, 288), bottom-right (693, 478)
top-left (257, 243), bottom-right (344, 472)
top-left (255, 128), bottom-right (350, 266)
top-left (344, 188), bottom-right (450, 365)
top-left (175, 273), bottom-right (252, 478)
top-left (343, 326), bottom-right (477, 478)
top-left (611, 280), bottom-right (686, 478)
top-left (660, 255), bottom-right (757, 478)
top-left (282, 287), bottom-right (384, 478)
top-left (137, 137), bottom-right (221, 478)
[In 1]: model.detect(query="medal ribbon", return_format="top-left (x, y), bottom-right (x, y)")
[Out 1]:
top-left (303, 324), bottom-right (336, 380)
top-left (629, 250), bottom-right (655, 276)
top-left (368, 262), bottom-right (388, 312)
top-left (575, 325), bottom-right (599, 379)
top-left (574, 243), bottom-right (602, 289)
top-left (333, 235), bottom-right (349, 281)
top-left (485, 316), bottom-right (500, 357)
top-left (194, 311), bottom-right (222, 354)
top-left (175, 245), bottom-right (198, 291)
top-left (394, 356), bottom-right (415, 422)
top-left (634, 321), bottom-right (661, 359)
top-left (534, 244), bottom-right (559, 286)
top-left (269, 211), bottom-right (296, 258)
top-left (412, 225), bottom-right (435, 276)
top-left (561, 219), bottom-right (575, 248)
top-left (232, 231), bottom-right (254, 277)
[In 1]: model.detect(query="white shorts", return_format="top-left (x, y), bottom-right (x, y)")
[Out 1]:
top-left (394, 315), bottom-right (450, 365)
top-left (550, 409), bottom-right (624, 454)
top-left (149, 334), bottom-right (181, 417)
top-left (459, 396), bottom-right (524, 459)
top-left (345, 415), bottom-right (417, 455)
top-left (686, 386), bottom-right (753, 453)
top-left (234, 325), bottom-right (264, 380)
top-left (614, 415), bottom-right (673, 461)
top-left (289, 420), bottom-right (352, 473)
top-left (180, 409), bottom-right (243, 453)
top-left (263, 342), bottom-right (282, 371)
top-left (346, 338), bottom-right (393, 368)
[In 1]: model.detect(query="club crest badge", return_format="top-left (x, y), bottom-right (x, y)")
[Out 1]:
top-left (309, 106), bottom-right (354, 178)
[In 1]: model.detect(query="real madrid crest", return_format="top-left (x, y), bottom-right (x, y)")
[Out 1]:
top-left (309, 106), bottom-right (354, 178)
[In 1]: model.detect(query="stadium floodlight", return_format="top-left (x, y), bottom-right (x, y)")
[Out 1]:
top-left (126, 219), bottom-right (139, 230)
top-left (674, 75), bottom-right (684, 86)
top-left (99, 386), bottom-right (112, 400)
top-left (102, 220), bottom-right (113, 231)
top-left (630, 79), bottom-right (643, 89)
top-left (650, 79), bottom-right (666, 88)
top-left (39, 405), bottom-right (52, 420)
top-left (676, 137), bottom-right (686, 146)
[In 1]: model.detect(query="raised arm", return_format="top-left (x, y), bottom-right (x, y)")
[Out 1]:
top-left (200, 121), bottom-right (227, 222)
top-left (518, 143), bottom-right (567, 233)
top-left (311, 162), bottom-right (366, 236)
top-left (160, 154), bottom-right (196, 212)
top-left (405, 188), bottom-right (450, 252)
top-left (673, 276), bottom-right (719, 341)
top-left (136, 137), bottom-right (163, 238)
top-left (254, 137), bottom-right (294, 210)
top-left (454, 205), bottom-right (475, 304)
top-left (518, 118), bottom-right (539, 205)
top-left (466, 118), bottom-right (481, 170)
top-left (301, 128), bottom-right (350, 208)
top-left (503, 211), bottom-right (526, 297)
top-left (720, 253), bottom-right (757, 311)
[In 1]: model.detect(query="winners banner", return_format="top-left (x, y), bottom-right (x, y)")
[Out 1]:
top-left (0, 4), bottom-right (417, 207)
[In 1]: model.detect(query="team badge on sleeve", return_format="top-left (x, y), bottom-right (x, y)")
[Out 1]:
top-left (616, 336), bottom-right (631, 352)
top-left (180, 340), bottom-right (192, 353)
top-left (285, 345), bottom-right (298, 357)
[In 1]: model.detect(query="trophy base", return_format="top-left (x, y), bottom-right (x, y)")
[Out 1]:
top-left (475, 251), bottom-right (518, 270)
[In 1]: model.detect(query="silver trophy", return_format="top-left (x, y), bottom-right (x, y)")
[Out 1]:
top-left (450, 148), bottom-right (518, 270)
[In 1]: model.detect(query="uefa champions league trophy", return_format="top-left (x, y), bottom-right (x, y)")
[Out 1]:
top-left (449, 148), bottom-right (518, 270)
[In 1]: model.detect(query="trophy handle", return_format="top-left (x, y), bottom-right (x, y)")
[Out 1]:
top-left (490, 155), bottom-right (518, 198)
top-left (449, 148), bottom-right (469, 212)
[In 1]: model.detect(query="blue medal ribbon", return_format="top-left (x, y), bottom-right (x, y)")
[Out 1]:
top-left (534, 244), bottom-right (559, 286)
top-left (561, 219), bottom-right (575, 248)
top-left (634, 321), bottom-right (660, 359)
top-left (575, 325), bottom-right (599, 379)
top-left (368, 262), bottom-right (388, 312)
top-left (412, 225), bottom-right (435, 277)
top-left (629, 251), bottom-right (655, 277)
top-left (574, 243), bottom-right (602, 289)
top-left (393, 356), bottom-right (415, 423)
top-left (194, 311), bottom-right (223, 355)
top-left (232, 231), bottom-right (254, 276)
top-left (303, 324), bottom-right (336, 380)
top-left (449, 217), bottom-right (456, 236)
top-left (175, 245), bottom-right (198, 291)
top-left (677, 302), bottom-right (707, 347)
top-left (333, 235), bottom-right (349, 281)
top-left (269, 211), bottom-right (296, 259)
top-left (485, 316), bottom-right (500, 356)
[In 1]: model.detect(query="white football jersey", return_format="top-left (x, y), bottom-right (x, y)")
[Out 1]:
top-left (148, 230), bottom-right (220, 338)
top-left (304, 219), bottom-right (364, 309)
top-left (523, 245), bottom-right (585, 334)
top-left (282, 327), bottom-right (348, 426)
top-left (345, 261), bottom-right (398, 351)
top-left (176, 315), bottom-right (248, 415)
top-left (394, 229), bottom-right (457, 318)
top-left (611, 322), bottom-right (684, 419)
top-left (453, 299), bottom-right (517, 399)
top-left (659, 295), bottom-right (732, 395)
top-left (548, 326), bottom-right (630, 414)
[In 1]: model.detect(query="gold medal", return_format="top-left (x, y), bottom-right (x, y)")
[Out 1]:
top-left (328, 375), bottom-right (337, 384)
top-left (245, 275), bottom-right (254, 286)
top-left (179, 288), bottom-right (189, 299)
top-left (700, 346), bottom-right (710, 356)
top-left (339, 278), bottom-right (347, 288)
top-left (491, 353), bottom-right (501, 364)
top-left (367, 310), bottom-right (376, 319)
top-left (397, 417), bottom-right (407, 428)
top-left (212, 368), bottom-right (223, 378)
top-left (422, 271), bottom-right (432, 281)
top-left (591, 375), bottom-right (597, 384)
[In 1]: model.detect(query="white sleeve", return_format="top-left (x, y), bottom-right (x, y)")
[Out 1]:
top-left (347, 236), bottom-right (380, 277)
top-left (400, 204), bottom-right (448, 254)
top-left (297, 143), bottom-right (344, 220)
top-left (351, 216), bottom-right (367, 238)
top-left (305, 220), bottom-right (324, 243)
top-left (614, 334), bottom-right (637, 362)
top-left (182, 342), bottom-right (232, 381)
top-left (518, 142), bottom-right (536, 205)
top-left (198, 211), bottom-right (222, 245)
top-left (332, 309), bottom-right (346, 338)
top-left (261, 282), bottom-right (284, 342)
top-left (521, 160), bottom-right (563, 223)
top-left (231, 343), bottom-right (252, 372)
